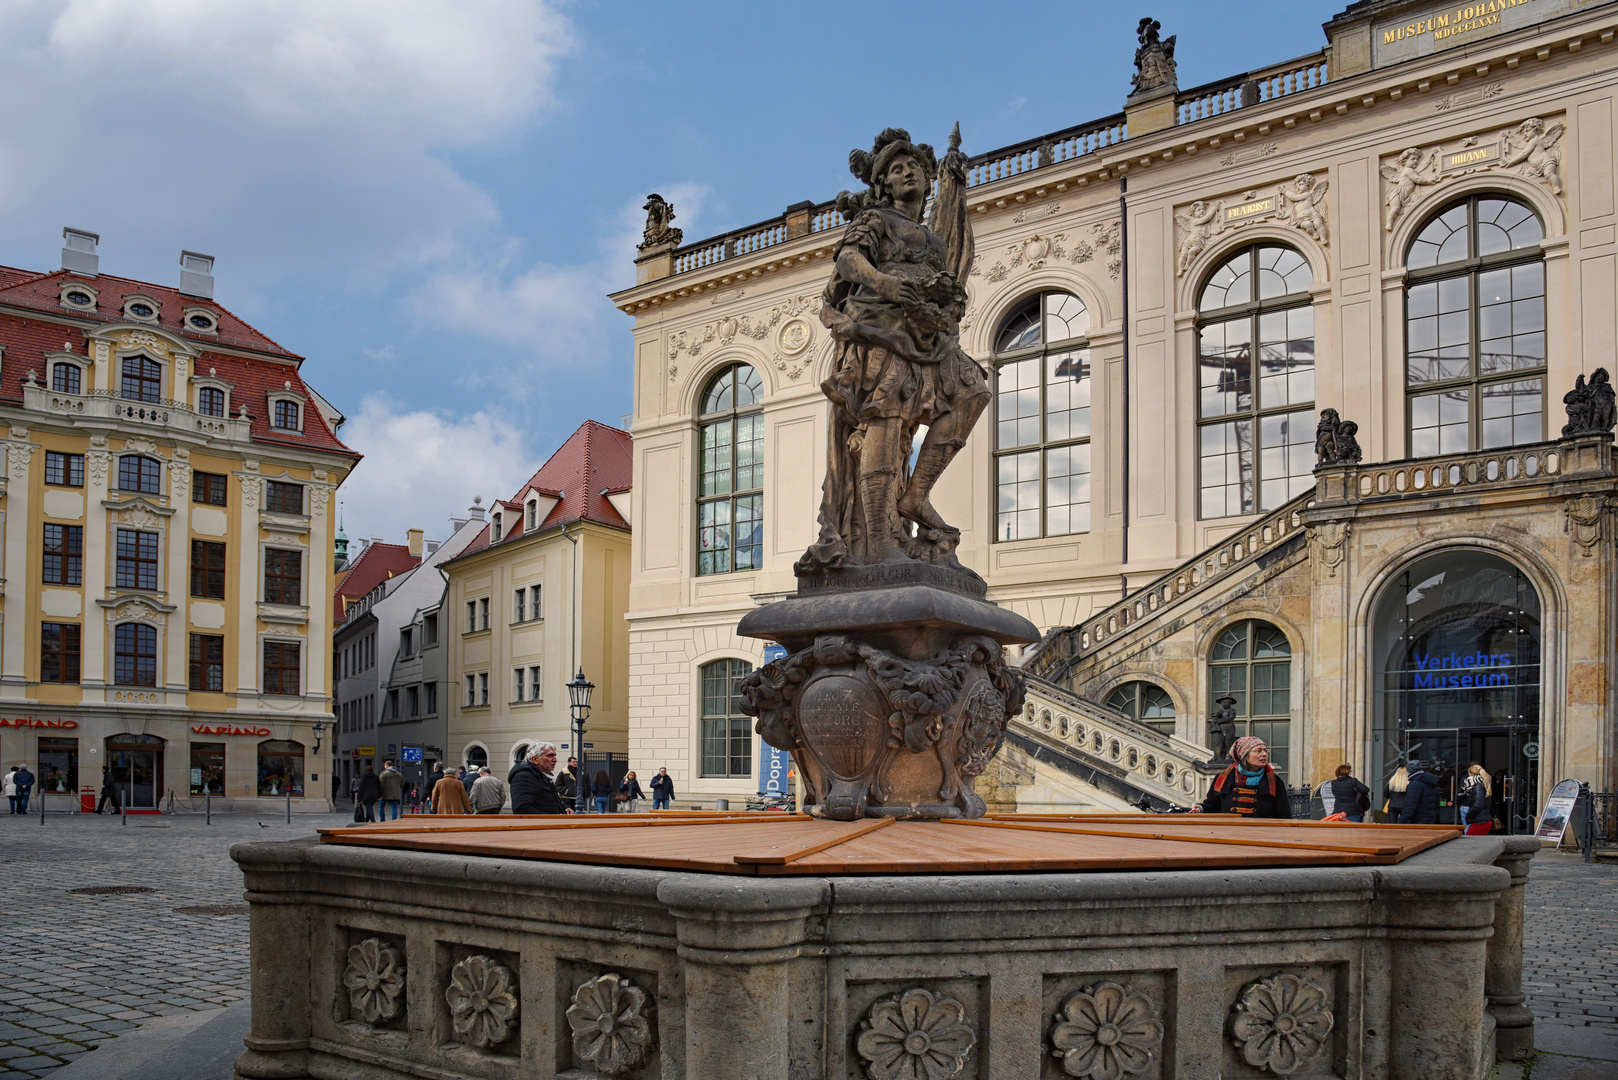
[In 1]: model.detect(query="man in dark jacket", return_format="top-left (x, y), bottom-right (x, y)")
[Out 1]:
top-left (1327, 764), bottom-right (1372, 822)
top-left (649, 767), bottom-right (675, 811)
top-left (1398, 760), bottom-right (1442, 824)
top-left (556, 757), bottom-right (580, 802)
top-left (357, 766), bottom-right (383, 823)
top-left (509, 743), bottom-right (570, 815)
top-left (96, 766), bottom-right (121, 815)
top-left (13, 765), bottom-right (34, 815)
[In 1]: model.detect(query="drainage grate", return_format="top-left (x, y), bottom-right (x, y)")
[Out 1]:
top-left (173, 904), bottom-right (249, 915)
top-left (69, 885), bottom-right (155, 896)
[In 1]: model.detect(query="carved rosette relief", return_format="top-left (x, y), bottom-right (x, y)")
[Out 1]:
top-left (855, 988), bottom-right (976, 1080)
top-left (342, 938), bottom-right (406, 1024)
top-left (1566, 495), bottom-right (1605, 557)
top-left (1049, 982), bottom-right (1164, 1079)
top-left (565, 973), bottom-right (655, 1075)
top-left (1230, 973), bottom-right (1334, 1075)
top-left (444, 955), bottom-right (519, 1049)
top-left (1383, 116), bottom-right (1565, 231)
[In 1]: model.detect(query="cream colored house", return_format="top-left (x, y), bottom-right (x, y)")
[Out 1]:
top-left (0, 235), bottom-right (357, 812)
top-left (442, 421), bottom-right (632, 782)
top-left (613, 0), bottom-right (1618, 823)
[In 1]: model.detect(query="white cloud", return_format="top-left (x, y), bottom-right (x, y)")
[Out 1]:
top-left (335, 395), bottom-right (538, 545)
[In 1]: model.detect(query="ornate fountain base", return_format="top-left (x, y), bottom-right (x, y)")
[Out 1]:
top-left (737, 573), bottom-right (1039, 820)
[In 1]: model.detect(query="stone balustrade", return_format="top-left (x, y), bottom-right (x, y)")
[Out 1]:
top-left (23, 383), bottom-right (252, 442)
top-left (1176, 51), bottom-right (1330, 125)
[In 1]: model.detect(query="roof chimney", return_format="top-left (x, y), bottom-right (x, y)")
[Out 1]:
top-left (61, 228), bottom-right (99, 276)
top-left (406, 528), bottom-right (424, 557)
top-left (179, 251), bottom-right (215, 298)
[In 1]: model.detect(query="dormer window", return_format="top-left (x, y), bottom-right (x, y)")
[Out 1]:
top-left (122, 295), bottom-right (161, 323)
top-left (64, 290), bottom-right (94, 309)
top-left (184, 307), bottom-right (219, 333)
top-left (492, 512), bottom-right (503, 541)
top-left (198, 387), bottom-right (225, 417)
top-left (272, 400), bottom-right (300, 430)
top-left (526, 500), bottom-right (537, 530)
top-left (52, 362), bottom-right (81, 395)
top-left (129, 303), bottom-right (154, 318)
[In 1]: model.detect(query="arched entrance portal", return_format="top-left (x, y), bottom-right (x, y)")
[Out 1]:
top-left (1371, 549), bottom-right (1541, 832)
top-left (106, 733), bottom-right (167, 810)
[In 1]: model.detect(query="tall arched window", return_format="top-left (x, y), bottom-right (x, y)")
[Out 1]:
top-left (700, 658), bottom-right (753, 777)
top-left (118, 455), bottom-right (162, 494)
top-left (993, 291), bottom-right (1092, 541)
top-left (1210, 620), bottom-right (1292, 778)
top-left (120, 355), bottom-right (162, 403)
top-left (114, 623), bottom-right (158, 686)
top-left (697, 364), bottom-right (763, 576)
top-left (1105, 680), bottom-right (1176, 735)
top-left (1197, 245), bottom-right (1315, 518)
top-left (1405, 195), bottom-right (1545, 456)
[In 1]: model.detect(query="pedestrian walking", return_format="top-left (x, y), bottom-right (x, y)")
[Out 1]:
top-left (4, 766), bottom-right (18, 814)
top-left (430, 770), bottom-right (472, 815)
top-left (1382, 766), bottom-right (1409, 822)
top-left (459, 767), bottom-right (477, 796)
top-left (556, 757), bottom-right (580, 803)
top-left (95, 766), bottom-right (121, 815)
top-left (1398, 759), bottom-right (1442, 824)
top-left (618, 771), bottom-right (645, 813)
top-left (591, 769), bottom-right (611, 814)
top-left (350, 773), bottom-right (361, 805)
top-left (426, 764), bottom-right (445, 811)
top-left (469, 767), bottom-right (506, 814)
top-left (1327, 764), bottom-right (1372, 823)
top-left (1190, 737), bottom-right (1292, 818)
top-left (408, 787), bottom-right (421, 814)
top-left (508, 743), bottom-right (570, 814)
top-left (1458, 762), bottom-right (1492, 830)
top-left (378, 760), bottom-right (405, 822)
top-left (357, 766), bottom-right (382, 823)
top-left (12, 764), bottom-right (34, 815)
top-left (650, 767), bottom-right (674, 811)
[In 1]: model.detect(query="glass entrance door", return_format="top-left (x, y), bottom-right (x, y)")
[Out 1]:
top-left (1402, 728), bottom-right (1462, 825)
top-left (106, 734), bottom-right (166, 809)
top-left (1469, 728), bottom-right (1539, 835)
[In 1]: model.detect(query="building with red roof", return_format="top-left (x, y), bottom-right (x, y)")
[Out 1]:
top-left (1, 228), bottom-right (359, 813)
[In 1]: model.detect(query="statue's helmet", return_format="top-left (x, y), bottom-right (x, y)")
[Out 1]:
top-left (848, 128), bottom-right (938, 202)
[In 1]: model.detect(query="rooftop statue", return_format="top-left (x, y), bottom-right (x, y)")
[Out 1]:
top-left (796, 125), bottom-right (989, 578)
top-left (1130, 17), bottom-right (1178, 97)
top-left (1562, 368), bottom-right (1617, 438)
top-left (638, 194), bottom-right (683, 251)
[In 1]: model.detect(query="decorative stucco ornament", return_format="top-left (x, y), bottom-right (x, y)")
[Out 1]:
top-left (1230, 973), bottom-right (1334, 1075)
top-left (1049, 982), bottom-right (1163, 1079)
top-left (565, 972), bottom-right (655, 1075)
top-left (341, 938), bottom-right (405, 1024)
top-left (444, 955), bottom-right (519, 1048)
top-left (855, 987), bottom-right (976, 1080)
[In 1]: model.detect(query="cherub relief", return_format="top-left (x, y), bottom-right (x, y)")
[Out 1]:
top-left (1278, 174), bottom-right (1330, 244)
top-left (1500, 117), bottom-right (1565, 196)
top-left (1381, 148), bottom-right (1441, 232)
top-left (1174, 199), bottom-right (1224, 276)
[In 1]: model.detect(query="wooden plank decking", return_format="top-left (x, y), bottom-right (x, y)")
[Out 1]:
top-left (318, 813), bottom-right (1461, 876)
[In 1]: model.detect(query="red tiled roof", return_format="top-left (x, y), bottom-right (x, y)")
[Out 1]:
top-left (333, 541), bottom-right (420, 624)
top-left (451, 420), bottom-right (631, 560)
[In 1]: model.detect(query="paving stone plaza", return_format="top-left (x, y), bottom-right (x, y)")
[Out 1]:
top-left (0, 812), bottom-right (1615, 1078)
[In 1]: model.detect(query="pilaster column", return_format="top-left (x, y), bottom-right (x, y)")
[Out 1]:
top-left (0, 429), bottom-right (35, 699)
top-left (659, 877), bottom-right (827, 1077)
top-left (305, 474), bottom-right (332, 705)
top-left (165, 450), bottom-right (192, 694)
top-left (80, 436), bottom-right (109, 700)
top-left (1488, 838), bottom-right (1539, 1060)
top-left (234, 464), bottom-right (262, 709)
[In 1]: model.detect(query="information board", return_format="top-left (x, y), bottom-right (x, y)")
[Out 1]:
top-left (758, 645), bottom-right (791, 795)
top-left (402, 747), bottom-right (423, 764)
top-left (1535, 778), bottom-right (1581, 844)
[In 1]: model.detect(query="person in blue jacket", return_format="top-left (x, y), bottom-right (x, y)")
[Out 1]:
top-left (12, 764), bottom-right (34, 815)
top-left (1398, 759), bottom-right (1442, 824)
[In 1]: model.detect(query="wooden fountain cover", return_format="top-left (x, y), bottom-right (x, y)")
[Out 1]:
top-left (317, 812), bottom-right (1460, 876)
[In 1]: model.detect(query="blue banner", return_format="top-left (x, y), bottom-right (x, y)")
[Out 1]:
top-left (759, 645), bottom-right (790, 795)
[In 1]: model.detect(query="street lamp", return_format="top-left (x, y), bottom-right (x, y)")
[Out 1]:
top-left (567, 669), bottom-right (594, 813)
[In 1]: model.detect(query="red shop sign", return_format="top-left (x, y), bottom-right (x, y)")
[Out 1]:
top-left (190, 724), bottom-right (272, 737)
top-left (0, 717), bottom-right (77, 729)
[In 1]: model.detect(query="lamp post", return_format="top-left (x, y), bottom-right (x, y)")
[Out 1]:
top-left (567, 669), bottom-right (594, 814)
top-left (311, 722), bottom-right (327, 811)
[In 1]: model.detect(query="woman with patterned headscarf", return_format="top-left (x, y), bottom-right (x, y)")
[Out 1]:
top-left (1190, 736), bottom-right (1293, 817)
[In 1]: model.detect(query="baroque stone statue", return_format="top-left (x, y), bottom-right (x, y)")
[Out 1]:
top-left (638, 194), bottom-right (683, 251)
top-left (1562, 368), bottom-right (1616, 438)
top-left (796, 125), bottom-right (987, 578)
top-left (740, 126), bottom-right (1038, 821)
top-left (1208, 696), bottom-right (1237, 763)
top-left (1130, 18), bottom-right (1177, 97)
top-left (1314, 408), bottom-right (1363, 467)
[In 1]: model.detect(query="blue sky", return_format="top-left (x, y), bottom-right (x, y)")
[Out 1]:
top-left (0, 0), bottom-right (1328, 542)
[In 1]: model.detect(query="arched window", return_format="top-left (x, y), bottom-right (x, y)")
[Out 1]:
top-left (118, 455), bottom-right (162, 494)
top-left (197, 386), bottom-right (225, 417)
top-left (492, 512), bottom-right (503, 542)
top-left (1405, 195), bottom-right (1545, 456)
top-left (257, 739), bottom-right (304, 796)
top-left (120, 355), bottom-right (162, 403)
top-left (1197, 245), bottom-right (1315, 518)
top-left (697, 364), bottom-right (763, 576)
top-left (465, 745), bottom-right (488, 770)
top-left (512, 742), bottom-right (531, 766)
top-left (273, 400), bottom-right (300, 430)
top-left (1104, 680), bottom-right (1177, 735)
top-left (114, 623), bottom-right (158, 686)
top-left (1210, 619), bottom-right (1293, 779)
top-left (52, 362), bottom-right (81, 395)
top-left (700, 658), bottom-right (753, 777)
top-left (993, 291), bottom-right (1092, 540)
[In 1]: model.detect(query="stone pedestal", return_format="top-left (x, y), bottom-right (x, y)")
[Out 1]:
top-left (737, 572), bottom-right (1039, 820)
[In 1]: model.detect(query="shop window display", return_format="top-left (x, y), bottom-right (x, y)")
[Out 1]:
top-left (190, 743), bottom-right (225, 796)
top-left (258, 739), bottom-right (304, 796)
top-left (37, 738), bottom-right (77, 796)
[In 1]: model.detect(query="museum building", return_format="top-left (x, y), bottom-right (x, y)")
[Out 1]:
top-left (610, 0), bottom-right (1618, 824)
top-left (0, 233), bottom-right (357, 812)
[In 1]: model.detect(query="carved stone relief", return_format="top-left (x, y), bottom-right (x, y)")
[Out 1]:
top-left (1435, 82), bottom-right (1505, 111)
top-left (240, 476), bottom-right (261, 511)
top-left (670, 293), bottom-right (820, 361)
top-left (855, 987), bottom-right (976, 1080)
top-left (1309, 521), bottom-right (1351, 578)
top-left (86, 451), bottom-right (109, 489)
top-left (444, 954), bottom-right (518, 1049)
top-left (565, 972), bottom-right (655, 1075)
top-left (1007, 233), bottom-right (1066, 270)
top-left (1220, 141), bottom-right (1281, 168)
top-left (1566, 495), bottom-right (1605, 557)
top-left (1049, 982), bottom-right (1164, 1079)
top-left (117, 330), bottom-right (166, 356)
top-left (1011, 202), bottom-right (1061, 223)
top-left (1229, 973), bottom-right (1334, 1075)
top-left (6, 443), bottom-right (34, 482)
top-left (1176, 175), bottom-right (1328, 276)
top-left (123, 437), bottom-right (159, 457)
top-left (118, 504), bottom-right (162, 529)
top-left (342, 938), bottom-right (406, 1024)
top-left (1382, 115), bottom-right (1565, 231)
top-left (168, 462), bottom-right (191, 501)
top-left (310, 485), bottom-right (332, 515)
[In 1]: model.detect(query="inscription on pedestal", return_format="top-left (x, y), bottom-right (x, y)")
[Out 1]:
top-left (797, 675), bottom-right (886, 779)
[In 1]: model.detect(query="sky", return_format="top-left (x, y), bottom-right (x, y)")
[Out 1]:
top-left (0, 0), bottom-right (1329, 544)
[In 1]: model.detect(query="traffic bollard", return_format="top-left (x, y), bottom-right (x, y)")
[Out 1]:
top-left (206, 786), bottom-right (211, 825)
top-left (285, 787), bottom-right (291, 825)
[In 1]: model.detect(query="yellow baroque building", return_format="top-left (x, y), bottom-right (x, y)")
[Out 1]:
top-left (0, 237), bottom-right (356, 812)
top-left (612, 0), bottom-right (1618, 826)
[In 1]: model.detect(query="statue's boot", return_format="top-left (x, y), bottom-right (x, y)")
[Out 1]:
top-left (898, 439), bottom-right (964, 534)
top-left (859, 469), bottom-right (907, 563)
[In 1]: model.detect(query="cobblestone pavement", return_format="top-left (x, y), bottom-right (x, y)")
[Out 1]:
top-left (1523, 852), bottom-right (1618, 1043)
top-left (0, 809), bottom-right (350, 1079)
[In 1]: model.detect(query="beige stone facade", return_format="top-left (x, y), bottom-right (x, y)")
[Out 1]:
top-left (613, 0), bottom-right (1618, 814)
